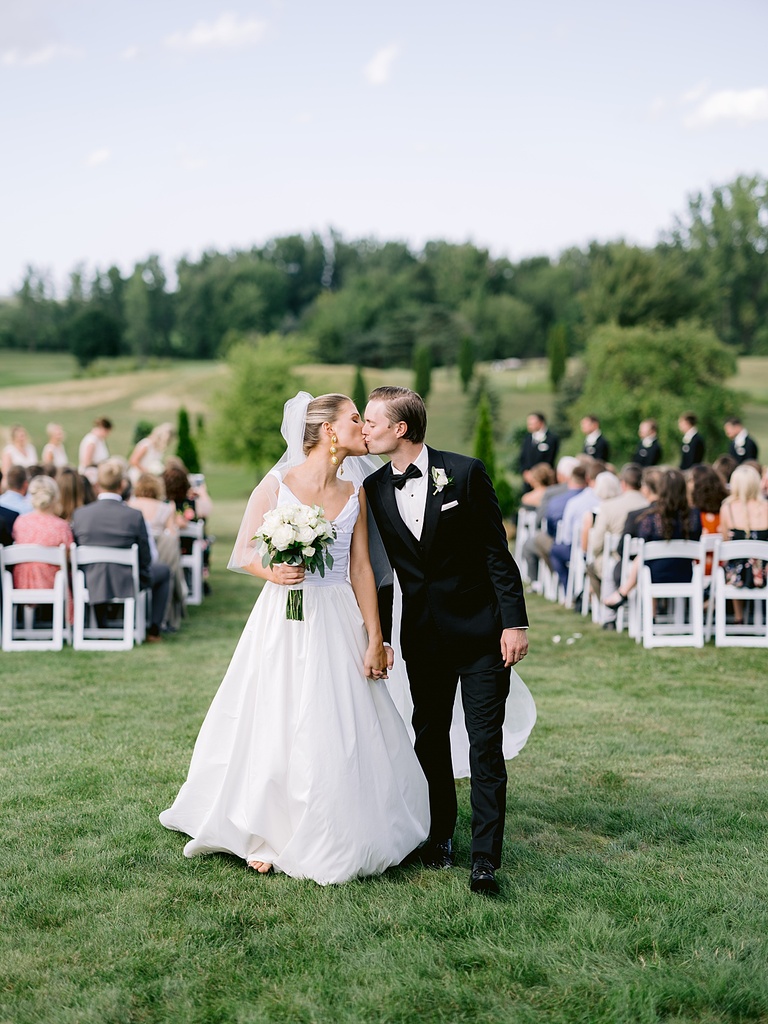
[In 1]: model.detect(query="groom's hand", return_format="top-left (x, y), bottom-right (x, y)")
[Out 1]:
top-left (501, 628), bottom-right (528, 667)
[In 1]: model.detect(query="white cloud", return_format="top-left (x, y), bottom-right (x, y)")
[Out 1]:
top-left (121, 46), bottom-right (140, 61)
top-left (680, 81), bottom-right (708, 105)
top-left (166, 13), bottom-right (267, 52)
top-left (364, 43), bottom-right (400, 86)
top-left (1, 43), bottom-right (79, 67)
top-left (685, 87), bottom-right (768, 128)
top-left (84, 149), bottom-right (111, 167)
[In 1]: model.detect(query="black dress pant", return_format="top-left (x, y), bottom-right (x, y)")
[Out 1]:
top-left (404, 648), bottom-right (511, 866)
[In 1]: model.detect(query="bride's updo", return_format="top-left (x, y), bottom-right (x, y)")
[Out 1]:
top-left (302, 394), bottom-right (352, 455)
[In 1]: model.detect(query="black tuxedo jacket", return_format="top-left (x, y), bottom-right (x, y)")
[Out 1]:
top-left (680, 432), bottom-right (705, 469)
top-left (584, 433), bottom-right (610, 461)
top-left (519, 429), bottom-right (559, 473)
top-left (363, 448), bottom-right (528, 666)
top-left (632, 438), bottom-right (662, 468)
top-left (729, 434), bottom-right (759, 464)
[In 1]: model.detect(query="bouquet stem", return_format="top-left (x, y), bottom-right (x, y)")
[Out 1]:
top-left (286, 589), bottom-right (304, 621)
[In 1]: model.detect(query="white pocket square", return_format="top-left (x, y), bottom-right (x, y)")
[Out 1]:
top-left (440, 500), bottom-right (459, 511)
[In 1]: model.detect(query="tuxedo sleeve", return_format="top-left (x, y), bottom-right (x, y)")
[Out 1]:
top-left (467, 459), bottom-right (528, 629)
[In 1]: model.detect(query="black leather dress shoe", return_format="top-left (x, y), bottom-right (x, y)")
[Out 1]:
top-left (425, 838), bottom-right (454, 869)
top-left (469, 856), bottom-right (499, 895)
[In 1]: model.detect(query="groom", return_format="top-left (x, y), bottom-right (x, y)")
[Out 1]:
top-left (362, 386), bottom-right (529, 895)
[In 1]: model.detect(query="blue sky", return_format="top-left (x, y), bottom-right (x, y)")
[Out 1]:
top-left (1, 0), bottom-right (766, 297)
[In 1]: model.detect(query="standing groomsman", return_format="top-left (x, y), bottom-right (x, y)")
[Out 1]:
top-left (678, 413), bottom-right (706, 469)
top-left (580, 415), bottom-right (610, 462)
top-left (724, 417), bottom-right (759, 464)
top-left (632, 419), bottom-right (662, 467)
top-left (519, 413), bottom-right (559, 491)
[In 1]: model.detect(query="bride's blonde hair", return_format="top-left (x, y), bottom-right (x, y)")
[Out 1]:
top-left (302, 394), bottom-right (352, 455)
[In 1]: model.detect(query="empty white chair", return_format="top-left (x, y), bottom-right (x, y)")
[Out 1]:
top-left (71, 543), bottom-right (146, 650)
top-left (179, 520), bottom-right (205, 606)
top-left (615, 536), bottom-right (643, 637)
top-left (638, 539), bottom-right (705, 649)
top-left (713, 539), bottom-right (768, 648)
top-left (1, 543), bottom-right (70, 651)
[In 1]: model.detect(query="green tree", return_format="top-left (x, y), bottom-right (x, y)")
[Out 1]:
top-left (412, 345), bottom-right (432, 403)
top-left (352, 366), bottom-right (367, 413)
top-left (68, 307), bottom-right (122, 368)
top-left (176, 407), bottom-right (201, 474)
top-left (458, 335), bottom-right (475, 392)
top-left (473, 394), bottom-right (496, 479)
top-left (573, 322), bottom-right (740, 462)
top-left (547, 321), bottom-right (568, 390)
top-left (212, 334), bottom-right (307, 471)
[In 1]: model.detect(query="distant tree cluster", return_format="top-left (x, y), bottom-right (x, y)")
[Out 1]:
top-left (2, 175), bottom-right (765, 372)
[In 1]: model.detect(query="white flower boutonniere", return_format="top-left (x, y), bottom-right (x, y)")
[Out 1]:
top-left (431, 466), bottom-right (453, 495)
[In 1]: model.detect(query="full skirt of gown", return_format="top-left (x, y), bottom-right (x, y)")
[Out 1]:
top-left (159, 580), bottom-right (430, 885)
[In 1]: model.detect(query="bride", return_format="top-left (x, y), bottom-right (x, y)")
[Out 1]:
top-left (160, 393), bottom-right (430, 884)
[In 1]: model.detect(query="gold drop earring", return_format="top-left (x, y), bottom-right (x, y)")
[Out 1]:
top-left (330, 434), bottom-right (338, 466)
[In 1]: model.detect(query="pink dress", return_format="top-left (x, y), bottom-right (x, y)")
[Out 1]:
top-left (11, 512), bottom-right (74, 591)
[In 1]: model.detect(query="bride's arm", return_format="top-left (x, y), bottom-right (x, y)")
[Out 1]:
top-left (349, 490), bottom-right (388, 678)
top-left (228, 472), bottom-right (304, 585)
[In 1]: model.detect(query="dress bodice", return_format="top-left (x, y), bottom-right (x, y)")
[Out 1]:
top-left (277, 482), bottom-right (359, 587)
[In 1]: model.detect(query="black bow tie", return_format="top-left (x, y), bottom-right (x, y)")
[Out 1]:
top-left (392, 464), bottom-right (423, 490)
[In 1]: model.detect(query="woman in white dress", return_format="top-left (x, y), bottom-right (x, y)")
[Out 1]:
top-left (160, 393), bottom-right (430, 884)
top-left (128, 422), bottom-right (175, 486)
top-left (1, 424), bottom-right (38, 477)
top-left (41, 423), bottom-right (69, 469)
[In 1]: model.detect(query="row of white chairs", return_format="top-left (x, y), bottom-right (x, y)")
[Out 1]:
top-left (515, 508), bottom-right (768, 648)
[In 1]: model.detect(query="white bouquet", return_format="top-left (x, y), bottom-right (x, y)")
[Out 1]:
top-left (254, 503), bottom-right (336, 620)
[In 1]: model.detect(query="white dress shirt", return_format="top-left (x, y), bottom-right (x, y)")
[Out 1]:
top-left (392, 445), bottom-right (430, 540)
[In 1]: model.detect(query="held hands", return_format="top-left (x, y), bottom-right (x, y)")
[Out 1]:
top-left (364, 641), bottom-right (389, 681)
top-left (271, 563), bottom-right (306, 586)
top-left (501, 627), bottom-right (528, 668)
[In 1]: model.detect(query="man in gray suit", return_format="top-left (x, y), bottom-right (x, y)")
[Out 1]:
top-left (72, 458), bottom-right (170, 641)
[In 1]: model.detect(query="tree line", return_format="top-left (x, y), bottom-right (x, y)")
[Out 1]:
top-left (1, 176), bottom-right (767, 369)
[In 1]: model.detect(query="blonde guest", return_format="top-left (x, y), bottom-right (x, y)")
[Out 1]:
top-left (42, 423), bottom-right (69, 469)
top-left (1, 424), bottom-right (38, 479)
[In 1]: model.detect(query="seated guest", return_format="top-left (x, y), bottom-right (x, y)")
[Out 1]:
top-left (71, 458), bottom-right (171, 642)
top-left (0, 465), bottom-right (33, 515)
top-left (1, 424), bottom-right (38, 479)
top-left (587, 463), bottom-right (648, 588)
top-left (719, 465), bottom-right (768, 622)
top-left (712, 454), bottom-right (738, 490)
top-left (41, 423), bottom-right (70, 469)
top-left (56, 467), bottom-right (93, 525)
top-left (688, 464), bottom-right (728, 538)
top-left (521, 455), bottom-right (578, 582)
top-left (11, 476), bottom-right (74, 615)
top-left (521, 463), bottom-right (556, 509)
top-left (604, 469), bottom-right (702, 607)
top-left (128, 472), bottom-right (186, 631)
top-left (549, 460), bottom-right (607, 591)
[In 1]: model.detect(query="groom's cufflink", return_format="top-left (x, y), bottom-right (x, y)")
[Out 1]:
top-left (440, 500), bottom-right (459, 511)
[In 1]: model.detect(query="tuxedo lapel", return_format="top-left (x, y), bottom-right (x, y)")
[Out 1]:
top-left (419, 448), bottom-right (448, 557)
top-left (376, 462), bottom-right (421, 558)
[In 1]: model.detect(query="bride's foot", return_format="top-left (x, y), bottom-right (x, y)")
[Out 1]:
top-left (247, 860), bottom-right (274, 874)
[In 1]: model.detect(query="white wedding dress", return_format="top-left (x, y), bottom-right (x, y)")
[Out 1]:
top-left (160, 482), bottom-right (430, 885)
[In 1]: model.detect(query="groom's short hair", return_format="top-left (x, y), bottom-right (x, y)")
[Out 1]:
top-left (368, 386), bottom-right (427, 444)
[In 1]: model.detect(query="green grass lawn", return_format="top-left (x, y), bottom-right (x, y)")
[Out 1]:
top-left (1, 507), bottom-right (767, 1023)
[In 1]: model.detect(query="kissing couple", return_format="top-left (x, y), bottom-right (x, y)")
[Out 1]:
top-left (160, 386), bottom-right (535, 895)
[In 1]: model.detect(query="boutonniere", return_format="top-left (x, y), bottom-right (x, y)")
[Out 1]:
top-left (431, 467), bottom-right (453, 495)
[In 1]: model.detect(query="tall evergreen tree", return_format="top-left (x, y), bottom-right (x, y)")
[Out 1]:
top-left (473, 394), bottom-right (496, 479)
top-left (412, 345), bottom-right (432, 403)
top-left (458, 335), bottom-right (475, 392)
top-left (352, 366), bottom-right (367, 412)
top-left (176, 407), bottom-right (201, 474)
top-left (547, 321), bottom-right (568, 390)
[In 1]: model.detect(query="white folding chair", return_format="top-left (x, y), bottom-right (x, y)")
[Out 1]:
top-left (699, 533), bottom-right (720, 642)
top-left (638, 539), bottom-right (705, 649)
top-left (179, 520), bottom-right (205, 606)
top-left (0, 544), bottom-right (70, 651)
top-left (514, 508), bottom-right (538, 583)
top-left (713, 539), bottom-right (768, 648)
top-left (71, 543), bottom-right (147, 651)
top-left (616, 536), bottom-right (643, 636)
top-left (589, 532), bottom-right (621, 625)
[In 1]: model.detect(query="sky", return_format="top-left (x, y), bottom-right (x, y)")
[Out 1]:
top-left (1, 0), bottom-right (767, 297)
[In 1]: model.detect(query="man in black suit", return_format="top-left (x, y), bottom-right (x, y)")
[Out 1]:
top-left (678, 412), bottom-right (706, 469)
top-left (71, 458), bottom-right (170, 640)
top-left (724, 417), bottom-right (759, 464)
top-left (580, 414), bottom-right (610, 461)
top-left (362, 386), bottom-right (528, 896)
top-left (632, 419), bottom-right (662, 467)
top-left (519, 412), bottom-right (559, 492)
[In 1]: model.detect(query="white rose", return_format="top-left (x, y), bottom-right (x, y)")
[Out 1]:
top-left (296, 525), bottom-right (315, 545)
top-left (292, 506), bottom-right (312, 528)
top-left (301, 546), bottom-right (316, 558)
top-left (271, 523), bottom-right (296, 551)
